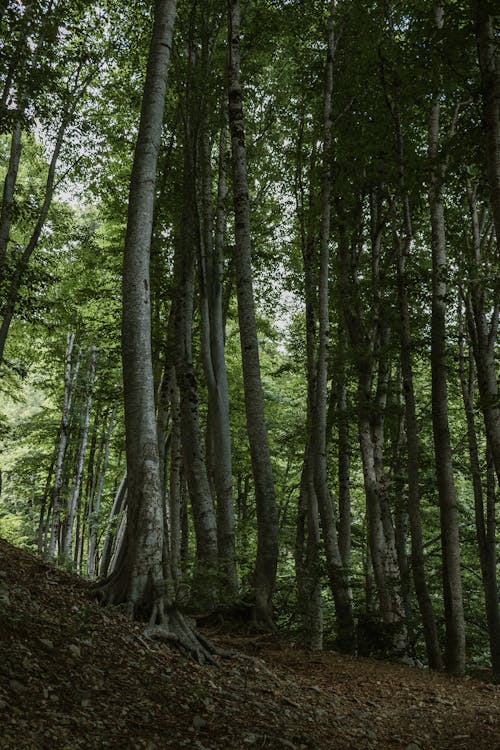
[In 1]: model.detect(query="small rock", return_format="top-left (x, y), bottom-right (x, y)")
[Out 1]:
top-left (9, 680), bottom-right (25, 695)
top-left (399, 655), bottom-right (416, 667)
top-left (68, 644), bottom-right (81, 658)
top-left (192, 715), bottom-right (207, 731)
top-left (0, 586), bottom-right (10, 606)
top-left (405, 744), bottom-right (421, 750)
top-left (40, 639), bottom-right (54, 650)
top-left (243, 734), bottom-right (259, 745)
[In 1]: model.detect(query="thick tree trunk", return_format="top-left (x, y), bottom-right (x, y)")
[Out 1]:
top-left (97, 0), bottom-right (218, 661)
top-left (227, 0), bottom-right (278, 625)
top-left (428, 8), bottom-right (465, 671)
top-left (99, 0), bottom-right (176, 620)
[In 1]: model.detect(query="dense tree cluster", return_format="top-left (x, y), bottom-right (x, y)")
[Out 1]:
top-left (0, 0), bottom-right (499, 676)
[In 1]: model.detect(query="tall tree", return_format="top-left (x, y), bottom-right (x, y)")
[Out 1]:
top-left (227, 0), bottom-right (279, 625)
top-left (428, 2), bottom-right (465, 676)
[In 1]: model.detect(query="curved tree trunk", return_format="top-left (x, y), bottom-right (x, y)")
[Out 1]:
top-left (99, 0), bottom-right (176, 619)
top-left (227, 0), bottom-right (278, 625)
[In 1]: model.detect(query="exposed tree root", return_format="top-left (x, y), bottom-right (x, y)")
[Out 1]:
top-left (143, 607), bottom-right (224, 665)
top-left (93, 573), bottom-right (226, 665)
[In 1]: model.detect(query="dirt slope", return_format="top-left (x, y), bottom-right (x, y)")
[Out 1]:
top-left (0, 538), bottom-right (499, 750)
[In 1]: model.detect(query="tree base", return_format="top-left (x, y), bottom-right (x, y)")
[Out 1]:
top-left (94, 567), bottom-right (222, 664)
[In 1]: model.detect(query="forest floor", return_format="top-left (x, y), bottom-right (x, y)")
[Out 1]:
top-left (0, 538), bottom-right (499, 750)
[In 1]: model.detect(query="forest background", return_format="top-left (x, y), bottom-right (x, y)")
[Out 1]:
top-left (0, 0), bottom-right (499, 681)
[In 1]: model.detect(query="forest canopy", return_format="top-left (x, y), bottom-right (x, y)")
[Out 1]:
top-left (0, 0), bottom-right (499, 678)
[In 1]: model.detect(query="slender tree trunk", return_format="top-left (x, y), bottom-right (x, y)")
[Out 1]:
top-left (87, 400), bottom-right (117, 577)
top-left (474, 1), bottom-right (500, 252)
top-left (0, 121), bottom-right (22, 283)
top-left (199, 114), bottom-right (238, 597)
top-left (336, 339), bottom-right (351, 570)
top-left (0, 99), bottom-right (79, 364)
top-left (458, 309), bottom-right (500, 681)
top-left (168, 367), bottom-right (182, 584)
top-left (47, 333), bottom-right (81, 560)
top-left (428, 5), bottom-right (465, 675)
top-left (100, 474), bottom-right (127, 580)
top-left (394, 222), bottom-right (443, 669)
top-left (227, 0), bottom-right (278, 624)
top-left (465, 186), bottom-right (500, 487)
top-left (174, 99), bottom-right (218, 605)
top-left (310, 1), bottom-right (354, 652)
top-left (338, 202), bottom-right (405, 653)
top-left (381, 53), bottom-right (442, 666)
top-left (36, 447), bottom-right (56, 555)
top-left (61, 346), bottom-right (96, 561)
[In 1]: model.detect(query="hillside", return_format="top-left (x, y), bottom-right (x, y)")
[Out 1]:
top-left (0, 538), bottom-right (499, 750)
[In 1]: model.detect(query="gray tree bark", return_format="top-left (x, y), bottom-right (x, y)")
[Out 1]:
top-left (173, 95), bottom-right (218, 606)
top-left (47, 332), bottom-right (81, 560)
top-left (474, 1), bottom-right (500, 253)
top-left (199, 115), bottom-right (238, 597)
top-left (458, 307), bottom-right (500, 682)
top-left (428, 2), bottom-right (465, 675)
top-left (61, 346), bottom-right (96, 561)
top-left (87, 400), bottom-right (117, 577)
top-left (99, 0), bottom-right (177, 621)
top-left (227, 0), bottom-right (278, 625)
top-left (310, 2), bottom-right (354, 653)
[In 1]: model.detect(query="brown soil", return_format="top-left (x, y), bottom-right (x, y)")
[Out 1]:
top-left (0, 538), bottom-right (499, 750)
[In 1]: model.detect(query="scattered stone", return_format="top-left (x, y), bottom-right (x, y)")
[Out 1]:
top-left (68, 644), bottom-right (81, 658)
top-left (405, 744), bottom-right (421, 750)
top-left (243, 733), bottom-right (259, 744)
top-left (9, 680), bottom-right (25, 695)
top-left (39, 638), bottom-right (54, 650)
top-left (0, 585), bottom-right (10, 606)
top-left (192, 715), bottom-right (207, 731)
